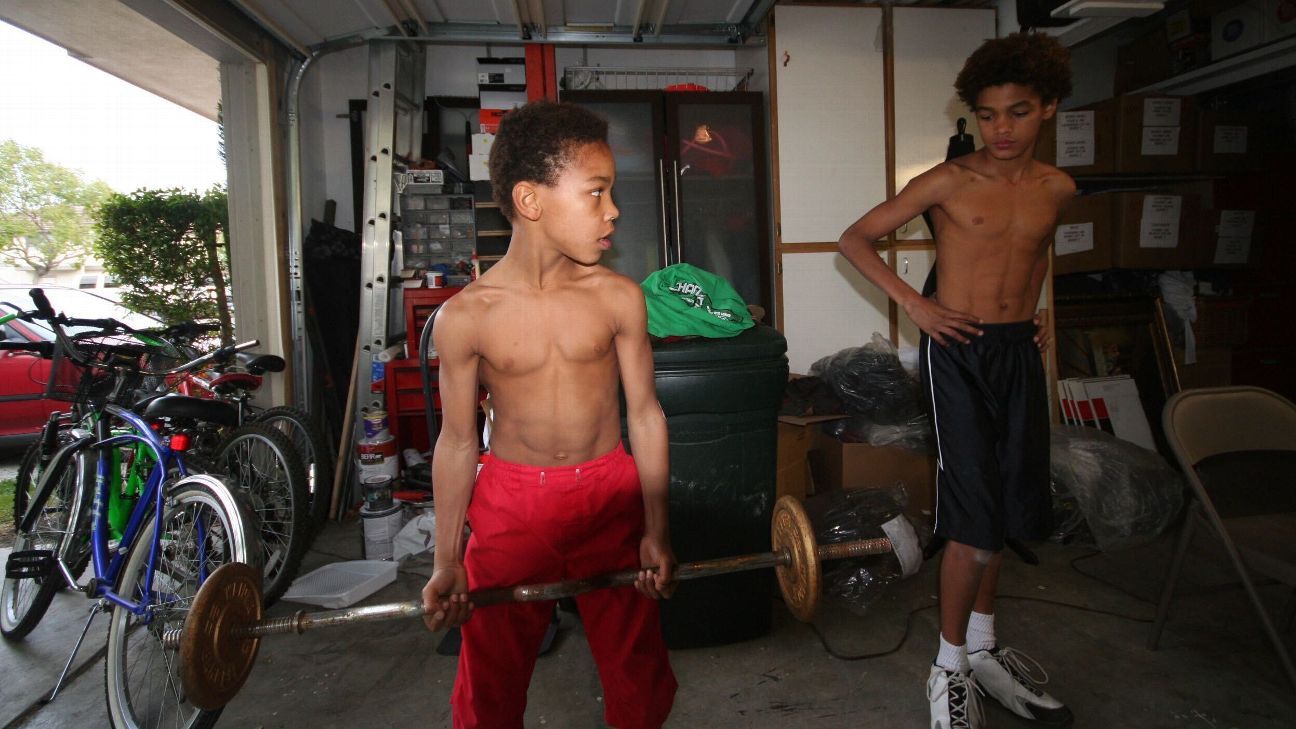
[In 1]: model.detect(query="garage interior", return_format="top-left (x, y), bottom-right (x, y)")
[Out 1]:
top-left (2, 0), bottom-right (1295, 727)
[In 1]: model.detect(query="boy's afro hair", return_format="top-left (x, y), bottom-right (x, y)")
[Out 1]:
top-left (488, 100), bottom-right (609, 221)
top-left (954, 32), bottom-right (1072, 109)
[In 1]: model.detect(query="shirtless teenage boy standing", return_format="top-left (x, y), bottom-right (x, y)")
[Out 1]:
top-left (421, 101), bottom-right (677, 729)
top-left (837, 33), bottom-right (1075, 729)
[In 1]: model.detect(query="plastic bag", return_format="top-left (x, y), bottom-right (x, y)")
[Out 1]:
top-left (392, 509), bottom-right (437, 562)
top-left (802, 486), bottom-right (922, 615)
top-left (823, 413), bottom-right (933, 453)
top-left (810, 333), bottom-right (924, 425)
top-left (1049, 425), bottom-right (1185, 552)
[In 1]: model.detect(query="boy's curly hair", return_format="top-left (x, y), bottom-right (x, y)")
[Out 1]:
top-left (954, 32), bottom-right (1072, 109)
top-left (488, 101), bottom-right (609, 221)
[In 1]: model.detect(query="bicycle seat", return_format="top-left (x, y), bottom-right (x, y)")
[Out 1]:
top-left (210, 372), bottom-right (263, 395)
top-left (239, 354), bottom-right (285, 375)
top-left (142, 395), bottom-right (239, 427)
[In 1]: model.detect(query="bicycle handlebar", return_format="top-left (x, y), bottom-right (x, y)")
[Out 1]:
top-left (24, 288), bottom-right (260, 379)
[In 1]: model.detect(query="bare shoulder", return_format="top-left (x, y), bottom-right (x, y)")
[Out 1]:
top-left (1031, 159), bottom-right (1078, 200)
top-left (909, 160), bottom-right (968, 196)
top-left (584, 266), bottom-right (643, 302)
top-left (432, 281), bottom-right (496, 341)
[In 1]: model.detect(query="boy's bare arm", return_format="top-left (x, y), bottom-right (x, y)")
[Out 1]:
top-left (422, 299), bottom-right (481, 630)
top-left (611, 276), bottom-right (675, 597)
top-left (838, 165), bottom-right (982, 345)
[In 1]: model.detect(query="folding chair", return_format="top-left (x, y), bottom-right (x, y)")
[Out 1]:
top-left (1148, 386), bottom-right (1296, 689)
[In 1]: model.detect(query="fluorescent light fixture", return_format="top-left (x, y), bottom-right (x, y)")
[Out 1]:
top-left (1051, 0), bottom-right (1165, 19)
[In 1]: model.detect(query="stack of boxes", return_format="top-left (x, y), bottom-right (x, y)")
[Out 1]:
top-left (1041, 93), bottom-right (1263, 275)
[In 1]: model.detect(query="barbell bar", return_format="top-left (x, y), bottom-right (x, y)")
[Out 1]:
top-left (170, 496), bottom-right (899, 711)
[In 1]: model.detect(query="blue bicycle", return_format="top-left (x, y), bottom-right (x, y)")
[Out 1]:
top-left (0, 289), bottom-right (261, 729)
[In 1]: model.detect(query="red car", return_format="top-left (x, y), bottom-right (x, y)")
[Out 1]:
top-left (0, 285), bottom-right (160, 449)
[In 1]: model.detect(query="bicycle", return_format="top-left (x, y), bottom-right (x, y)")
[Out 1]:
top-left (0, 288), bottom-right (261, 729)
top-left (148, 335), bottom-right (318, 603)
top-left (16, 321), bottom-right (315, 606)
top-left (168, 337), bottom-right (333, 533)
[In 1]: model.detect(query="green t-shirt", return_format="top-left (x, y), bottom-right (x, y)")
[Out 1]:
top-left (641, 263), bottom-right (754, 338)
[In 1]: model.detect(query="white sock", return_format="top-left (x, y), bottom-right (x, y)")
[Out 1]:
top-left (935, 633), bottom-right (970, 673)
top-left (967, 611), bottom-right (996, 654)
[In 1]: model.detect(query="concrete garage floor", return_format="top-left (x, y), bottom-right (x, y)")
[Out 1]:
top-left (4, 517), bottom-right (1295, 729)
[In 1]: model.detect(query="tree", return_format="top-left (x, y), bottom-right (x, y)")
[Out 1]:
top-left (94, 188), bottom-right (234, 343)
top-left (0, 140), bottom-right (113, 277)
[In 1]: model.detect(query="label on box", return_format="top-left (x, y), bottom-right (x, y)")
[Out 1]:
top-left (1214, 237), bottom-right (1252, 264)
top-left (1139, 195), bottom-right (1182, 248)
top-left (1213, 125), bottom-right (1248, 154)
top-left (1055, 111), bottom-right (1095, 167)
top-left (1054, 222), bottom-right (1095, 256)
top-left (1141, 126), bottom-right (1181, 155)
top-left (1219, 209), bottom-right (1256, 239)
top-left (1143, 97), bottom-right (1182, 126)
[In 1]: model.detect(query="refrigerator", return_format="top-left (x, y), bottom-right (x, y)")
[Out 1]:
top-left (563, 91), bottom-right (771, 313)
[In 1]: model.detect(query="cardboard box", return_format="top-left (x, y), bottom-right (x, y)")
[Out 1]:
top-left (1194, 296), bottom-right (1250, 346)
top-left (1036, 104), bottom-right (1117, 175)
top-left (777, 417), bottom-right (826, 502)
top-left (1111, 191), bottom-right (1201, 269)
top-left (807, 430), bottom-right (936, 519)
top-left (1196, 110), bottom-right (1263, 171)
top-left (1115, 27), bottom-right (1173, 94)
top-left (1113, 94), bottom-right (1198, 174)
top-left (1053, 193), bottom-right (1115, 275)
top-left (1212, 0), bottom-right (1266, 60)
top-left (1264, 0), bottom-right (1296, 41)
top-left (1201, 208), bottom-right (1260, 268)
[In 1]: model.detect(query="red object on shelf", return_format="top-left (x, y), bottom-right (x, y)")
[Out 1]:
top-left (403, 287), bottom-right (462, 357)
top-left (664, 83), bottom-right (708, 92)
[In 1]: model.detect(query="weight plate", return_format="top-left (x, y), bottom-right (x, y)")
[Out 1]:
top-left (179, 562), bottom-right (264, 711)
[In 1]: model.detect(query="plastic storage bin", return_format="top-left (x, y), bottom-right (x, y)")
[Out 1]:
top-left (281, 560), bottom-right (398, 609)
top-left (645, 325), bottom-right (788, 648)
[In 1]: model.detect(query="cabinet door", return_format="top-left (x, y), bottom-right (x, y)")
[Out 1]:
top-left (892, 7), bottom-right (996, 240)
top-left (780, 252), bottom-right (890, 375)
top-left (891, 245), bottom-right (937, 349)
top-left (666, 93), bottom-right (771, 312)
top-left (563, 91), bottom-right (668, 284)
top-left (773, 4), bottom-right (886, 244)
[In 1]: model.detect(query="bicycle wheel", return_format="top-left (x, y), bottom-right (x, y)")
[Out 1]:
top-left (12, 439), bottom-right (41, 526)
top-left (214, 422), bottom-right (308, 604)
top-left (1, 449), bottom-right (90, 640)
top-left (104, 474), bottom-right (257, 729)
top-left (251, 405), bottom-right (332, 532)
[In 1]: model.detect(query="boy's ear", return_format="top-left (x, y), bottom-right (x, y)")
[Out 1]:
top-left (1041, 98), bottom-right (1059, 121)
top-left (512, 181), bottom-right (542, 222)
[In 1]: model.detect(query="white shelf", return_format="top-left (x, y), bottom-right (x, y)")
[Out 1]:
top-left (1133, 37), bottom-right (1296, 96)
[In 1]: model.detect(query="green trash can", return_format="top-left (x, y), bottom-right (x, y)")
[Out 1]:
top-left (643, 325), bottom-right (789, 648)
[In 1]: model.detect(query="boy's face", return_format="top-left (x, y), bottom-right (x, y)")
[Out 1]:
top-left (535, 141), bottom-right (619, 266)
top-left (972, 83), bottom-right (1057, 162)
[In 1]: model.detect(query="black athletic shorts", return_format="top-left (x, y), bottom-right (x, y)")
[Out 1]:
top-left (919, 320), bottom-right (1051, 551)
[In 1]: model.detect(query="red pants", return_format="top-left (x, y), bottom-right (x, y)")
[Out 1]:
top-left (452, 443), bottom-right (677, 729)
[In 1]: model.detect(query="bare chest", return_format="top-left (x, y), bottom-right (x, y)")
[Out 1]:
top-left (476, 293), bottom-right (617, 376)
top-left (940, 182), bottom-right (1060, 246)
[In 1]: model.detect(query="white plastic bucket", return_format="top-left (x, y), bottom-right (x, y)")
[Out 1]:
top-left (360, 503), bottom-right (405, 561)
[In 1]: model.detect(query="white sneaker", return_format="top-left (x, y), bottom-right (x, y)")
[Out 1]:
top-left (969, 647), bottom-right (1073, 727)
top-left (928, 664), bottom-right (982, 729)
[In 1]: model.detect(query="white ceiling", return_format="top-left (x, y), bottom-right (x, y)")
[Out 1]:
top-left (1, 0), bottom-right (222, 121)
top-left (232, 0), bottom-right (781, 49)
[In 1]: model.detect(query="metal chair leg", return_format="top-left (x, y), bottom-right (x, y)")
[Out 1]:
top-left (1222, 539), bottom-right (1296, 690)
top-left (1148, 501), bottom-right (1199, 650)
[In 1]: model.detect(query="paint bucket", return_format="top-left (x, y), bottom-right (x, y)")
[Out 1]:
top-left (362, 410), bottom-right (390, 439)
top-left (360, 503), bottom-right (405, 561)
top-left (362, 474), bottom-right (394, 510)
top-left (356, 434), bottom-right (399, 482)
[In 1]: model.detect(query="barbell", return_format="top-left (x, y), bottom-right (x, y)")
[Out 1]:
top-left (170, 496), bottom-right (901, 711)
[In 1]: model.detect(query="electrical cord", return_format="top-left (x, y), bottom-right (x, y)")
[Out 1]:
top-left (809, 551), bottom-right (1160, 661)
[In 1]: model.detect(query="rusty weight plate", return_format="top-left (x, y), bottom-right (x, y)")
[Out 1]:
top-left (771, 495), bottom-right (821, 622)
top-left (180, 562), bottom-right (264, 711)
